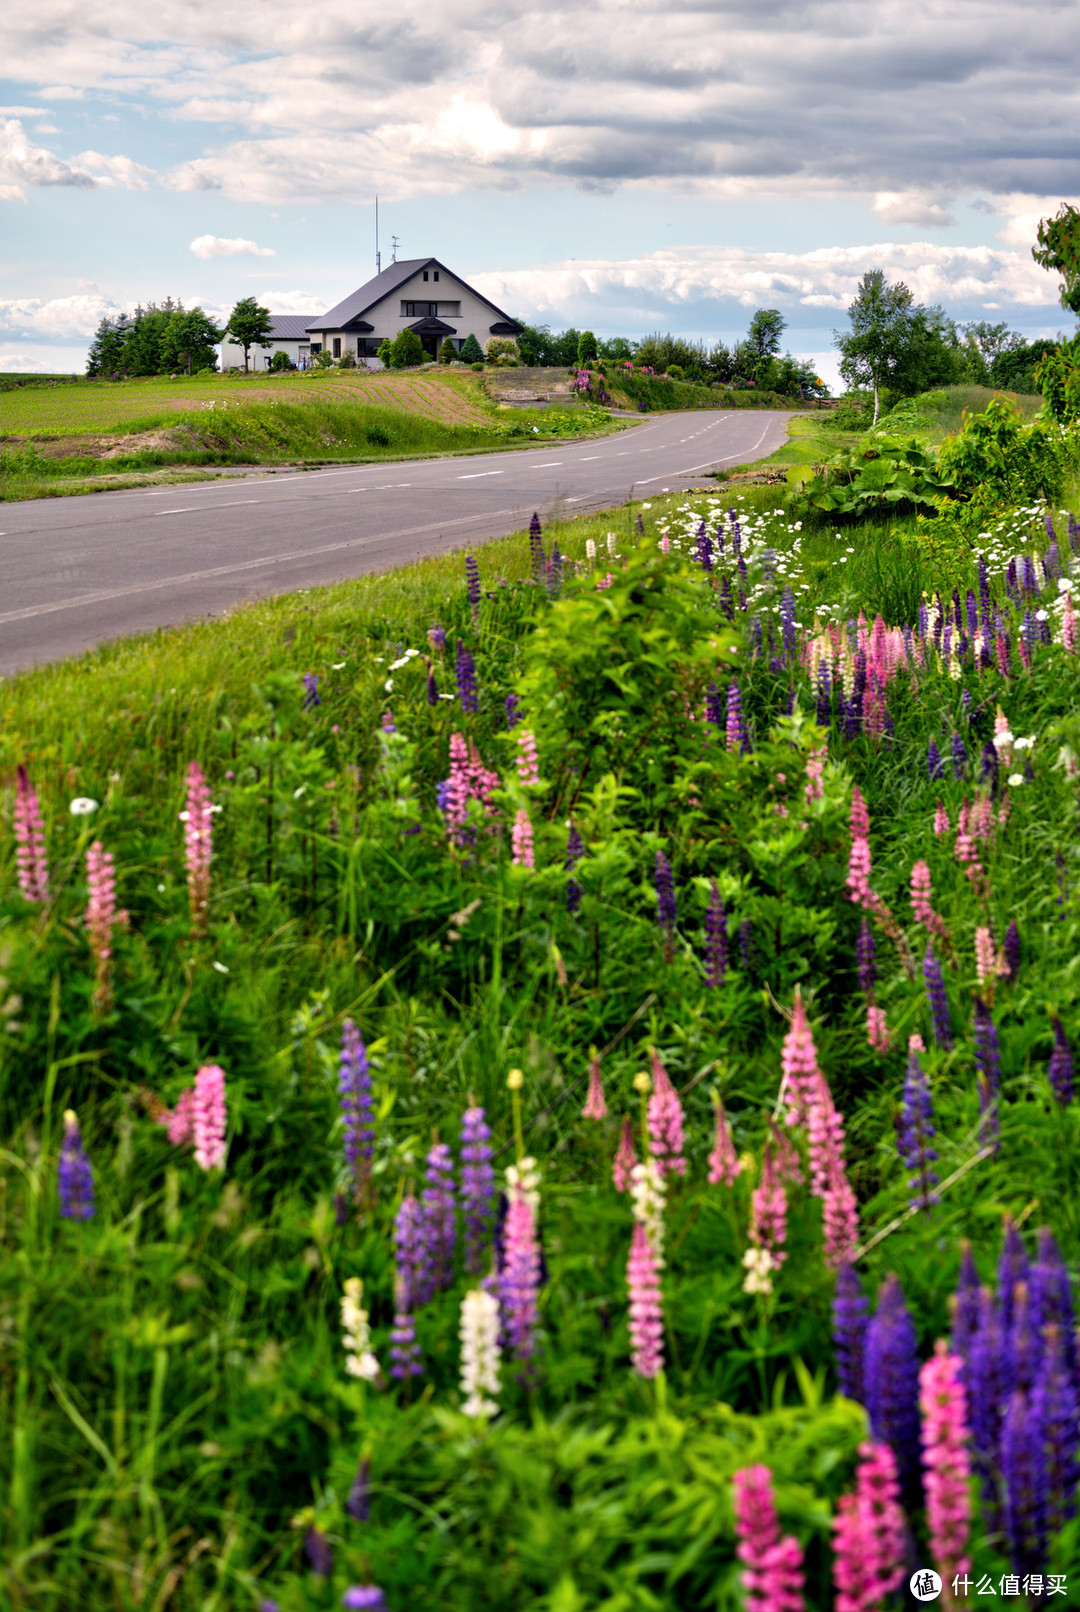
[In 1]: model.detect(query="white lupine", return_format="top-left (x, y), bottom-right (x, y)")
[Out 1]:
top-left (585, 538), bottom-right (597, 565)
top-left (459, 1287), bottom-right (501, 1417)
top-left (341, 1277), bottom-right (380, 1381)
top-left (629, 1156), bottom-right (666, 1267)
top-left (505, 1156), bottom-right (541, 1217)
top-left (742, 1246), bottom-right (776, 1295)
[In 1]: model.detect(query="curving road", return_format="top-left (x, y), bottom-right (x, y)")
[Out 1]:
top-left (0, 409), bottom-right (796, 675)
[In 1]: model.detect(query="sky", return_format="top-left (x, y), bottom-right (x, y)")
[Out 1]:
top-left (1, 0), bottom-right (1077, 382)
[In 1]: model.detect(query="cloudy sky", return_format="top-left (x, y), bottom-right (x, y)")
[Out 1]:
top-left (2, 0), bottom-right (1077, 377)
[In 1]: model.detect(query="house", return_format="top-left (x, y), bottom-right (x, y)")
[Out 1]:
top-left (219, 314), bottom-right (314, 371)
top-left (304, 258), bottom-right (523, 366)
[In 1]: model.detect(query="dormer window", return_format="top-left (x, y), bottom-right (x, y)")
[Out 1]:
top-left (434, 272), bottom-right (440, 281)
top-left (423, 271), bottom-right (429, 281)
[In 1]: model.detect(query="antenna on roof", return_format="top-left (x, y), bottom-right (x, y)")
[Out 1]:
top-left (391, 235), bottom-right (400, 264)
top-left (375, 196), bottom-right (381, 275)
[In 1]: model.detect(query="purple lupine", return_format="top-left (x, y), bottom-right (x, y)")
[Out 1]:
top-left (833, 1261), bottom-right (868, 1404)
top-left (980, 740), bottom-right (1000, 793)
top-left (505, 692), bottom-right (522, 729)
top-left (714, 519), bottom-right (725, 558)
top-left (455, 642), bottom-right (478, 714)
top-left (565, 822), bottom-right (584, 913)
top-left (864, 1273), bottom-right (921, 1497)
top-left (1007, 1282), bottom-right (1041, 1396)
top-left (339, 1020), bottom-right (375, 1205)
top-left (998, 1217), bottom-right (1030, 1334)
top-left (816, 664), bottom-right (831, 727)
top-left (654, 851), bottom-right (677, 949)
top-left (1021, 554), bottom-right (1038, 594)
top-left (420, 1141), bottom-right (456, 1298)
top-left (729, 508), bottom-right (741, 558)
top-left (390, 1193), bottom-right (427, 1379)
top-left (704, 880), bottom-right (728, 986)
top-left (1030, 1227), bottom-right (1078, 1382)
top-left (748, 614), bottom-right (762, 653)
top-left (428, 623), bottom-right (446, 652)
top-left (460, 1106), bottom-right (495, 1275)
top-left (528, 511), bottom-right (545, 580)
top-left (1001, 1388), bottom-right (1047, 1577)
top-left (697, 524), bottom-right (714, 571)
top-left (897, 1041), bottom-right (938, 1211)
top-left (1032, 1325), bottom-right (1080, 1534)
top-left (739, 919), bottom-right (756, 975)
top-left (965, 588), bottom-right (978, 635)
top-left (974, 997), bottom-right (1001, 1123)
top-left (1048, 1017), bottom-right (1075, 1104)
top-left (705, 681), bottom-right (724, 729)
top-left (304, 1527), bottom-right (333, 1577)
top-left (926, 737), bottom-right (943, 779)
top-left (719, 573), bottom-right (734, 619)
top-left (346, 1455), bottom-right (371, 1521)
top-left (1002, 920), bottom-right (1021, 982)
top-left (500, 1191), bottom-right (541, 1367)
top-left (952, 1243), bottom-right (981, 1365)
top-left (725, 680), bottom-right (750, 753)
top-left (780, 585), bottom-right (796, 661)
top-left (58, 1111), bottom-right (94, 1221)
top-left (426, 661), bottom-right (439, 704)
top-left (969, 1287), bottom-right (1006, 1513)
top-left (856, 917), bottom-right (877, 994)
top-left (302, 674), bottom-right (321, 711)
top-left (951, 731), bottom-right (967, 779)
top-left (465, 553), bottom-right (481, 621)
top-left (923, 944), bottom-right (953, 1049)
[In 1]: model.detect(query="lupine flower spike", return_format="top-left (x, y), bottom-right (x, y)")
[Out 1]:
top-left (626, 1221), bottom-right (664, 1378)
top-left (511, 809), bottom-right (535, 869)
top-left (919, 1342), bottom-right (973, 1592)
top-left (707, 1099), bottom-right (741, 1186)
top-left (339, 1020), bottom-right (375, 1207)
top-left (647, 1049), bottom-right (686, 1176)
top-left (181, 761), bottom-right (214, 934)
top-left (732, 1464), bottom-right (806, 1612)
top-left (85, 840), bottom-right (122, 1013)
top-left (390, 1194), bottom-right (427, 1379)
top-left (582, 1052), bottom-right (608, 1120)
top-left (192, 1065), bottom-right (227, 1171)
top-left (1048, 1016), bottom-right (1075, 1104)
top-left (460, 1106), bottom-right (495, 1275)
top-left (58, 1110), bottom-right (95, 1220)
top-left (654, 850), bottom-right (677, 959)
top-left (865, 1273), bottom-right (921, 1497)
top-left (898, 1036), bottom-right (939, 1212)
top-left (612, 1117), bottom-right (637, 1192)
top-left (459, 1287), bottom-right (501, 1416)
top-left (499, 1189), bottom-right (541, 1369)
top-left (832, 1441), bottom-right (905, 1612)
top-left (421, 1141), bottom-right (456, 1297)
top-left (14, 765), bottom-right (49, 904)
top-left (833, 1263), bottom-right (868, 1405)
top-left (341, 1277), bottom-right (380, 1381)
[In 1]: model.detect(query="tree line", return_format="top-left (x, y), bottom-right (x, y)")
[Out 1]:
top-left (86, 297), bottom-right (275, 378)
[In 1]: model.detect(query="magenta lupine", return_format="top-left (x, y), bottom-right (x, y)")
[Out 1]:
top-left (804, 745), bottom-right (826, 804)
top-left (421, 1141), bottom-right (456, 1297)
top-left (831, 1442), bottom-right (906, 1612)
top-left (515, 728), bottom-right (540, 785)
top-left (708, 1100), bottom-right (741, 1186)
top-left (933, 800), bottom-right (950, 836)
top-left (166, 1088), bottom-right (196, 1147)
top-left (910, 861), bottom-right (950, 946)
top-left (511, 809), bottom-right (534, 869)
top-left (974, 926), bottom-right (996, 986)
top-left (750, 1138), bottom-right (789, 1269)
top-left (647, 1049), bottom-right (686, 1176)
top-left (612, 1117), bottom-right (637, 1192)
top-left (626, 1221), bottom-right (664, 1378)
top-left (780, 990), bottom-right (822, 1130)
top-left (582, 1054), bottom-right (608, 1120)
top-left (391, 1193), bottom-right (426, 1379)
top-left (460, 1106), bottom-right (495, 1275)
top-left (14, 765), bottom-right (49, 904)
top-left (339, 1019), bottom-right (375, 1205)
top-left (499, 1190), bottom-right (541, 1366)
top-left (732, 1464), bottom-right (806, 1612)
top-left (85, 840), bottom-right (120, 1011)
top-left (181, 761), bottom-right (213, 933)
top-left (781, 991), bottom-right (857, 1261)
top-left (866, 1004), bottom-right (890, 1055)
top-left (58, 1110), bottom-right (95, 1220)
top-left (919, 1342), bottom-right (973, 1589)
top-left (192, 1064), bottom-right (227, 1170)
top-left (846, 787), bottom-right (873, 908)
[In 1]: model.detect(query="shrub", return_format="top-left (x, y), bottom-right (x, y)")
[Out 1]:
top-left (485, 337), bottom-right (519, 363)
top-left (377, 339), bottom-right (394, 369)
top-left (391, 330), bottom-right (425, 368)
top-left (312, 349), bottom-right (334, 369)
top-left (666, 364), bottom-right (685, 380)
top-left (268, 350), bottom-right (294, 372)
top-left (337, 350), bottom-right (357, 369)
top-left (470, 362), bottom-right (485, 372)
top-left (936, 392), bottom-right (1071, 503)
top-left (460, 334), bottom-right (485, 364)
top-left (437, 337), bottom-right (457, 364)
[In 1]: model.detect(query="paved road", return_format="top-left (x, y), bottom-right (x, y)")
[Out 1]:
top-left (1, 409), bottom-right (795, 675)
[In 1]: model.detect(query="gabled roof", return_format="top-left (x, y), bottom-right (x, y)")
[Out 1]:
top-left (305, 258), bottom-right (522, 334)
top-left (264, 314), bottom-right (315, 340)
top-left (409, 316), bottom-right (457, 335)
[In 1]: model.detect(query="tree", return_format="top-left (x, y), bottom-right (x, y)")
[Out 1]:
top-left (1032, 202), bottom-right (1080, 319)
top-left (576, 330), bottom-right (599, 366)
top-left (990, 337), bottom-right (1058, 394)
top-left (599, 336), bottom-right (633, 363)
top-left (437, 336), bottom-right (458, 364)
top-left (269, 348), bottom-right (294, 372)
top-left (161, 307), bottom-right (223, 374)
top-left (460, 333), bottom-right (484, 364)
top-left (834, 270), bottom-right (917, 423)
top-left (226, 297), bottom-right (274, 373)
top-left (391, 329), bottom-right (424, 367)
top-left (551, 328), bottom-right (581, 367)
top-left (745, 309), bottom-right (787, 376)
top-left (377, 339), bottom-right (394, 369)
top-left (86, 314), bottom-right (129, 378)
top-left (124, 304), bottom-right (177, 375)
top-left (486, 337), bottom-right (519, 363)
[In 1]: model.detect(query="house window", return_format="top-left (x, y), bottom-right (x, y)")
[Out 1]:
top-left (433, 272), bottom-right (439, 281)
top-left (310, 343), bottom-right (322, 353)
top-left (333, 337), bottom-right (341, 358)
top-left (437, 303), bottom-right (461, 317)
top-left (402, 302), bottom-right (439, 317)
top-left (423, 270), bottom-right (429, 281)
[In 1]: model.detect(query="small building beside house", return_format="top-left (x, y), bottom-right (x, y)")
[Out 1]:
top-left (219, 314), bottom-right (314, 372)
top-left (306, 258), bottom-right (522, 365)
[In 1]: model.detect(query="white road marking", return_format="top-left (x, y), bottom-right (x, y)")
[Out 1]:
top-left (578, 455), bottom-right (600, 460)
top-left (155, 508), bottom-right (200, 515)
top-left (532, 461), bottom-right (563, 467)
top-left (457, 470), bottom-right (503, 479)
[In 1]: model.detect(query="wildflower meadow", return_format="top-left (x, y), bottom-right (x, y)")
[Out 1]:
top-left (3, 405), bottom-right (1080, 1610)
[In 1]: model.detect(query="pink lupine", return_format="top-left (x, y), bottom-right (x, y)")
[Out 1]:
top-left (166, 1087), bottom-right (196, 1147)
top-left (974, 926), bottom-right (995, 985)
top-left (783, 991), bottom-right (859, 1265)
top-left (511, 809), bottom-right (535, 869)
top-left (780, 989), bottom-right (822, 1129)
top-left (750, 1139), bottom-right (789, 1268)
top-left (85, 840), bottom-right (124, 1011)
top-left (867, 1003), bottom-right (890, 1055)
top-left (500, 1190), bottom-right (541, 1365)
top-left (994, 632), bottom-right (1010, 677)
top-left (849, 785), bottom-right (870, 840)
top-left (804, 746), bottom-right (826, 804)
top-left (919, 1342), bottom-right (972, 1592)
top-left (626, 1221), bottom-right (664, 1378)
top-left (192, 1064), bottom-right (227, 1170)
top-left (933, 800), bottom-right (950, 837)
top-left (181, 761), bottom-right (213, 933)
top-left (708, 1101), bottom-right (741, 1187)
top-left (846, 830), bottom-right (873, 909)
top-left (647, 1049), bottom-right (686, 1176)
top-left (612, 1117), bottom-right (637, 1192)
top-left (910, 861), bottom-right (950, 945)
top-left (832, 1442), bottom-right (906, 1612)
top-left (582, 1054), bottom-right (608, 1120)
top-left (821, 1160), bottom-right (859, 1268)
top-left (732, 1464), bottom-right (806, 1612)
top-left (14, 766), bottom-right (50, 904)
top-left (1063, 591), bottom-right (1077, 652)
top-left (515, 729), bottom-right (540, 786)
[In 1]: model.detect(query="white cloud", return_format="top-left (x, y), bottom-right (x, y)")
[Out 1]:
top-left (0, 288), bottom-right (121, 339)
top-left (189, 234), bottom-right (276, 259)
top-left (0, 105), bottom-right (52, 116)
top-left (0, 345), bottom-right (89, 372)
top-left (872, 193), bottom-right (956, 228)
top-left (0, 117), bottom-right (98, 200)
top-left (75, 150), bottom-right (156, 188)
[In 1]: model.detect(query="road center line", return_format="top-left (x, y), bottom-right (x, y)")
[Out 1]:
top-left (531, 461), bottom-right (563, 467)
top-left (154, 508), bottom-right (200, 515)
top-left (457, 470), bottom-right (504, 479)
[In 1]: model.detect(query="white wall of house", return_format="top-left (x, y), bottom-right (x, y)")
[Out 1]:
top-left (219, 336), bottom-right (308, 370)
top-left (308, 267), bottom-right (512, 361)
